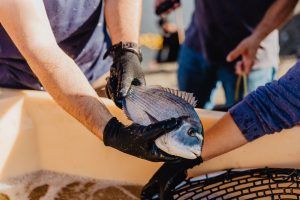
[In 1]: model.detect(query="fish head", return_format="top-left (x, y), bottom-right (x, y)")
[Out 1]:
top-left (155, 117), bottom-right (204, 159)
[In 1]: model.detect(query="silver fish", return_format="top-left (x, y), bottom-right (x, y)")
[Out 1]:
top-left (122, 86), bottom-right (203, 159)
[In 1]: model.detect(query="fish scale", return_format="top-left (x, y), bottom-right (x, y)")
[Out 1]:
top-left (148, 88), bottom-right (197, 120)
top-left (152, 89), bottom-right (194, 111)
top-left (133, 87), bottom-right (192, 117)
top-left (127, 88), bottom-right (183, 123)
top-left (122, 86), bottom-right (203, 159)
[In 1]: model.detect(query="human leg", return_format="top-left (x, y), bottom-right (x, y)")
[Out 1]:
top-left (217, 67), bottom-right (238, 108)
top-left (247, 67), bottom-right (277, 93)
top-left (177, 45), bottom-right (217, 108)
top-left (218, 66), bottom-right (277, 108)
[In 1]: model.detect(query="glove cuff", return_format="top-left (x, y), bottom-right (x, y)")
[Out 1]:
top-left (194, 157), bottom-right (203, 167)
top-left (104, 41), bottom-right (143, 62)
top-left (103, 117), bottom-right (122, 147)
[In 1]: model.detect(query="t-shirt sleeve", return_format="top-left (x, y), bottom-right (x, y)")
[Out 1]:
top-left (229, 60), bottom-right (300, 141)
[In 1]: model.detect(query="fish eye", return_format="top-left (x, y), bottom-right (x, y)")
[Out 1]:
top-left (187, 128), bottom-right (196, 136)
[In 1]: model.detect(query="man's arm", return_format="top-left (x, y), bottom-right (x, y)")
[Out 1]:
top-left (0, 0), bottom-right (183, 162)
top-left (105, 0), bottom-right (141, 45)
top-left (0, 0), bottom-right (112, 139)
top-left (104, 0), bottom-right (146, 107)
top-left (142, 60), bottom-right (300, 198)
top-left (201, 113), bottom-right (247, 160)
top-left (227, 0), bottom-right (298, 75)
top-left (204, 59), bottom-right (300, 160)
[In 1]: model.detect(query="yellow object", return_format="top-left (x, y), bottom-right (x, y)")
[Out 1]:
top-left (139, 33), bottom-right (163, 50)
top-left (234, 73), bottom-right (248, 102)
top-left (0, 88), bottom-right (300, 185)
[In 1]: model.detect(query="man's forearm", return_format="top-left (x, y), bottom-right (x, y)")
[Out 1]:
top-left (253, 0), bottom-right (298, 41)
top-left (104, 0), bottom-right (142, 44)
top-left (202, 60), bottom-right (300, 161)
top-left (201, 113), bottom-right (248, 161)
top-left (0, 0), bottom-right (113, 140)
top-left (26, 46), bottom-right (113, 140)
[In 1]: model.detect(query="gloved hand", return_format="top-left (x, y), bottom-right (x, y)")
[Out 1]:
top-left (155, 0), bottom-right (181, 15)
top-left (141, 157), bottom-right (202, 200)
top-left (105, 42), bottom-right (145, 108)
top-left (103, 117), bottom-right (183, 162)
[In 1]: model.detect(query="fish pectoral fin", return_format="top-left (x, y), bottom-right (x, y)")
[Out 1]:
top-left (151, 86), bottom-right (197, 107)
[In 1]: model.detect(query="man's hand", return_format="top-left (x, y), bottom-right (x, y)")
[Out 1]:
top-left (105, 46), bottom-right (145, 108)
top-left (141, 157), bottom-right (202, 200)
top-left (103, 117), bottom-right (184, 162)
top-left (227, 0), bottom-right (298, 76)
top-left (226, 35), bottom-right (262, 75)
top-left (155, 0), bottom-right (181, 15)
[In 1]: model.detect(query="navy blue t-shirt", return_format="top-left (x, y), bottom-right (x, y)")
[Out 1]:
top-left (185, 0), bottom-right (279, 69)
top-left (230, 60), bottom-right (300, 141)
top-left (0, 0), bottom-right (111, 90)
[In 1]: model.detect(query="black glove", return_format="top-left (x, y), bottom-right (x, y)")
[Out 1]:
top-left (155, 0), bottom-right (181, 15)
top-left (105, 42), bottom-right (145, 108)
top-left (103, 117), bottom-right (183, 162)
top-left (141, 157), bottom-right (203, 200)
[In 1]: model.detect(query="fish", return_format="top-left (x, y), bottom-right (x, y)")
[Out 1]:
top-left (122, 85), bottom-right (203, 159)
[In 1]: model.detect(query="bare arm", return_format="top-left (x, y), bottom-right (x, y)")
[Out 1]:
top-left (203, 59), bottom-right (300, 161)
top-left (202, 0), bottom-right (299, 161)
top-left (227, 0), bottom-right (298, 74)
top-left (103, 0), bottom-right (146, 107)
top-left (201, 113), bottom-right (248, 161)
top-left (0, 0), bottom-right (112, 140)
top-left (105, 0), bottom-right (142, 44)
top-left (251, 0), bottom-right (298, 42)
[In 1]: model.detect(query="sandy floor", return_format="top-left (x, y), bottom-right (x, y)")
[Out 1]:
top-left (0, 171), bottom-right (142, 200)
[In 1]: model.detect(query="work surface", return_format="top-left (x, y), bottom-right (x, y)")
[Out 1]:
top-left (0, 88), bottom-right (300, 186)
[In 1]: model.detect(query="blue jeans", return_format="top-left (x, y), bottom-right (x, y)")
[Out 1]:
top-left (178, 45), bottom-right (277, 109)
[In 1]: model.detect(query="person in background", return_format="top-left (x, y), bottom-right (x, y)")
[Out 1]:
top-left (142, 58), bottom-right (300, 200)
top-left (156, 0), bottom-right (297, 110)
top-left (156, 17), bottom-right (180, 63)
top-left (0, 0), bottom-right (183, 163)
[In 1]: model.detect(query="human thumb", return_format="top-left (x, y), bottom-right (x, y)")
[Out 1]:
top-left (227, 43), bottom-right (245, 62)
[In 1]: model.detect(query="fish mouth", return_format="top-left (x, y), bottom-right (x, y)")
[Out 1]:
top-left (185, 151), bottom-right (200, 159)
top-left (191, 147), bottom-right (201, 158)
top-left (196, 133), bottom-right (203, 142)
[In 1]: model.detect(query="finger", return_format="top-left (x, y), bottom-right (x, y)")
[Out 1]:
top-left (138, 76), bottom-right (146, 87)
top-left (227, 44), bottom-right (244, 62)
top-left (106, 76), bottom-right (124, 108)
top-left (120, 77), bottom-right (135, 98)
top-left (141, 180), bottom-right (159, 200)
top-left (155, 0), bottom-right (164, 7)
top-left (160, 172), bottom-right (187, 200)
top-left (132, 70), bottom-right (146, 86)
top-left (144, 117), bottom-right (183, 140)
top-left (173, 3), bottom-right (181, 9)
top-left (244, 64), bottom-right (251, 75)
top-left (152, 147), bottom-right (182, 162)
top-left (235, 61), bottom-right (243, 76)
top-left (155, 0), bottom-right (179, 15)
top-left (243, 57), bottom-right (254, 75)
top-left (119, 71), bottom-right (133, 98)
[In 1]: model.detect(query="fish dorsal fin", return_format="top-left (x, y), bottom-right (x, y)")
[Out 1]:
top-left (151, 86), bottom-right (197, 107)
